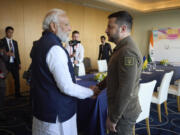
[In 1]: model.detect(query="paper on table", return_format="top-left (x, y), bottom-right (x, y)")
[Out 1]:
top-left (155, 69), bottom-right (164, 72)
top-left (141, 71), bottom-right (152, 74)
top-left (76, 78), bottom-right (82, 81)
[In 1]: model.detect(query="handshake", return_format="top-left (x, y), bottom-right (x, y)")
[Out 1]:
top-left (89, 85), bottom-right (101, 99)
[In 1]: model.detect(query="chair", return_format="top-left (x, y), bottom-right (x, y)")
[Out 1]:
top-left (84, 57), bottom-right (92, 73)
top-left (97, 60), bottom-right (107, 72)
top-left (151, 71), bottom-right (174, 122)
top-left (133, 80), bottom-right (157, 135)
top-left (83, 57), bottom-right (98, 74)
top-left (168, 79), bottom-right (180, 112)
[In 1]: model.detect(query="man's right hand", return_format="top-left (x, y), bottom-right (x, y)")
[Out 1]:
top-left (0, 72), bottom-right (5, 79)
top-left (6, 51), bottom-right (14, 57)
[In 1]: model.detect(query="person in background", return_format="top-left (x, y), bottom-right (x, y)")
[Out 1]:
top-left (1, 26), bottom-right (21, 97)
top-left (98, 35), bottom-right (112, 62)
top-left (65, 30), bottom-right (84, 76)
top-left (0, 42), bottom-right (8, 121)
top-left (32, 9), bottom-right (96, 135)
top-left (92, 11), bottom-right (143, 135)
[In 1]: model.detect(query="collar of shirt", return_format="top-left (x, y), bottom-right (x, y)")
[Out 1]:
top-left (113, 36), bottom-right (131, 52)
top-left (5, 37), bottom-right (13, 47)
top-left (6, 37), bottom-right (12, 42)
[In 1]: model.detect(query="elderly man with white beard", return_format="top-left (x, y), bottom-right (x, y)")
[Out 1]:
top-left (31, 9), bottom-right (95, 135)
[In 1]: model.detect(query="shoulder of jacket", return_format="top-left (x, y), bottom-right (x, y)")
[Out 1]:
top-left (13, 40), bottom-right (17, 43)
top-left (1, 38), bottom-right (6, 41)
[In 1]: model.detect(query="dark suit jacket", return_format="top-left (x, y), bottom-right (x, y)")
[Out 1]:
top-left (98, 43), bottom-right (112, 61)
top-left (1, 38), bottom-right (21, 69)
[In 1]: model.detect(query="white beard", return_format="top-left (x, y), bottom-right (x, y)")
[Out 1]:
top-left (56, 26), bottom-right (69, 43)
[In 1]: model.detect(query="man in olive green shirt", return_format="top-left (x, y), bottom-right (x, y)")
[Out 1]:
top-left (93, 11), bottom-right (143, 135)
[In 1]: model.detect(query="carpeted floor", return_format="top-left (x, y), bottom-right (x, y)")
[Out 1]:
top-left (0, 93), bottom-right (180, 135)
top-left (0, 92), bottom-right (32, 135)
top-left (136, 95), bottom-right (180, 135)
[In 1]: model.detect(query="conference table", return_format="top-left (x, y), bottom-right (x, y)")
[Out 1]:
top-left (77, 64), bottom-right (180, 135)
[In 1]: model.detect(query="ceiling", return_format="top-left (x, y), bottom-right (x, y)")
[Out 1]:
top-left (59, 0), bottom-right (180, 13)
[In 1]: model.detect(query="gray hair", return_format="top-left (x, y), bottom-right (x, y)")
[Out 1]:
top-left (42, 8), bottom-right (66, 30)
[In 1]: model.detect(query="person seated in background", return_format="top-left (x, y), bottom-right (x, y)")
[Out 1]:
top-left (66, 30), bottom-right (84, 76)
top-left (0, 42), bottom-right (8, 121)
top-left (98, 35), bottom-right (112, 62)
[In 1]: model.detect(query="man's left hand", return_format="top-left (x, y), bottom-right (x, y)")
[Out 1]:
top-left (106, 116), bottom-right (117, 133)
top-left (89, 85), bottom-right (101, 99)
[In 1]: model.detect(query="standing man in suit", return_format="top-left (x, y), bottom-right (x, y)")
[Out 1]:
top-left (98, 35), bottom-right (112, 62)
top-left (1, 26), bottom-right (21, 97)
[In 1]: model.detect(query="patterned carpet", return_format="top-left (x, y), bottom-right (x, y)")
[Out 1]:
top-left (0, 93), bottom-right (32, 135)
top-left (0, 93), bottom-right (180, 135)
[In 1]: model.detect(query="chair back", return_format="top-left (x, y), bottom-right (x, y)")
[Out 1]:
top-left (177, 82), bottom-right (180, 96)
top-left (136, 80), bottom-right (157, 123)
top-left (97, 60), bottom-right (107, 72)
top-left (158, 71), bottom-right (174, 103)
top-left (174, 79), bottom-right (180, 96)
top-left (84, 57), bottom-right (92, 71)
top-left (78, 63), bottom-right (86, 76)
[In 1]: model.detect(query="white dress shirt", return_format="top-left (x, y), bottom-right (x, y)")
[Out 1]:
top-left (6, 37), bottom-right (15, 63)
top-left (65, 43), bottom-right (84, 66)
top-left (46, 45), bottom-right (93, 99)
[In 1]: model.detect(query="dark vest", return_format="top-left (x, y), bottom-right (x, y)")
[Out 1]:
top-left (32, 31), bottom-right (77, 123)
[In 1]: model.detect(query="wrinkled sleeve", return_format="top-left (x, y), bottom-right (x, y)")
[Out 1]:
top-left (46, 45), bottom-right (94, 99)
top-left (108, 51), bottom-right (138, 123)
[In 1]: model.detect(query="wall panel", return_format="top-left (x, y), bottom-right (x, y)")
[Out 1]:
top-left (0, 0), bottom-right (111, 95)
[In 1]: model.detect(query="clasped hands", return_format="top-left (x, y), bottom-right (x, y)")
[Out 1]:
top-left (6, 51), bottom-right (14, 57)
top-left (89, 85), bottom-right (101, 99)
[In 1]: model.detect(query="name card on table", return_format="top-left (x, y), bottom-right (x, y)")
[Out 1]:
top-left (155, 69), bottom-right (164, 72)
top-left (141, 71), bottom-right (153, 75)
top-left (76, 78), bottom-right (82, 81)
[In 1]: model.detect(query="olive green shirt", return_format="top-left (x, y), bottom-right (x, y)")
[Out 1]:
top-left (107, 36), bottom-right (143, 123)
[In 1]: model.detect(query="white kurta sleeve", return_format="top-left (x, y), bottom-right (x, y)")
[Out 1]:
top-left (46, 45), bottom-right (93, 99)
